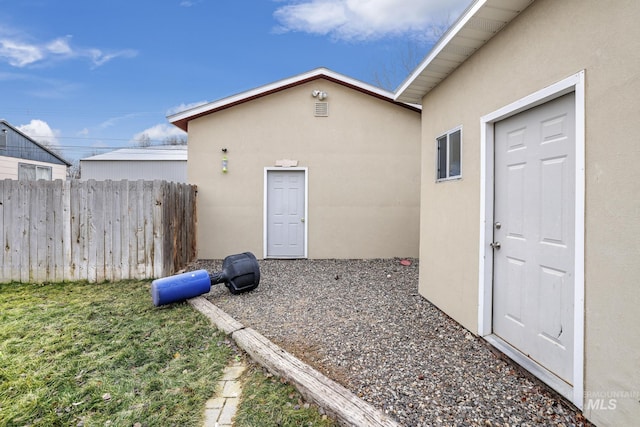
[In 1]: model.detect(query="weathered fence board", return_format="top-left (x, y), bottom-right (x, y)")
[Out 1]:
top-left (19, 182), bottom-right (30, 283)
top-left (0, 179), bottom-right (197, 283)
top-left (152, 181), bottom-right (163, 280)
top-left (0, 180), bottom-right (6, 279)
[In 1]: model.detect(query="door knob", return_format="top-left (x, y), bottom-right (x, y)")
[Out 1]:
top-left (301, 218), bottom-right (305, 223)
top-left (490, 242), bottom-right (501, 249)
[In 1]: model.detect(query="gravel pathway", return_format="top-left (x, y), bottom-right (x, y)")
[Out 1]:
top-left (188, 258), bottom-right (591, 426)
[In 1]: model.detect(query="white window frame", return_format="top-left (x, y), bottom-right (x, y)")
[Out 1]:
top-left (18, 163), bottom-right (53, 181)
top-left (436, 126), bottom-right (462, 181)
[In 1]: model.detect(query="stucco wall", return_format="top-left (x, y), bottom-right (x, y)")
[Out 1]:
top-left (417, 0), bottom-right (639, 425)
top-left (188, 78), bottom-right (421, 260)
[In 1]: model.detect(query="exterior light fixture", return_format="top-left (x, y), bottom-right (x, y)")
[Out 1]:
top-left (221, 148), bottom-right (228, 173)
top-left (311, 90), bottom-right (328, 100)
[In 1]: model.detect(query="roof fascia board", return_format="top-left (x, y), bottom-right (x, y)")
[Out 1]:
top-left (394, 0), bottom-right (486, 101)
top-left (168, 68), bottom-right (420, 131)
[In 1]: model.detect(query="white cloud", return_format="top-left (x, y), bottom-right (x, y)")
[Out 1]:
top-left (275, 1), bottom-right (347, 36)
top-left (86, 47), bottom-right (138, 68)
top-left (166, 101), bottom-right (209, 116)
top-left (0, 39), bottom-right (43, 66)
top-left (17, 119), bottom-right (60, 146)
top-left (180, 0), bottom-right (202, 6)
top-left (133, 124), bottom-right (186, 144)
top-left (46, 36), bottom-right (73, 55)
top-left (273, 0), bottom-right (471, 41)
top-left (99, 113), bottom-right (145, 130)
top-left (0, 30), bottom-right (137, 68)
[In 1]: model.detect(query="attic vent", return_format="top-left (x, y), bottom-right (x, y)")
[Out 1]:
top-left (314, 102), bottom-right (329, 117)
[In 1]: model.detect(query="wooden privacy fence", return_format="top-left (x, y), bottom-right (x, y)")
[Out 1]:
top-left (0, 179), bottom-right (197, 283)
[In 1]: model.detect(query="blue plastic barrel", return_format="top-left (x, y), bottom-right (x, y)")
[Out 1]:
top-left (151, 269), bottom-right (211, 306)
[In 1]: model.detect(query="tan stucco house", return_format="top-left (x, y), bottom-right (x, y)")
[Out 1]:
top-left (396, 0), bottom-right (639, 425)
top-left (169, 68), bottom-right (422, 260)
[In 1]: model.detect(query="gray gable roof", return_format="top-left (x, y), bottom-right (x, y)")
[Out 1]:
top-left (0, 120), bottom-right (71, 166)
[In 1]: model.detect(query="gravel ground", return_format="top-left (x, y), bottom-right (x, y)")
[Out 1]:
top-left (188, 258), bottom-right (592, 426)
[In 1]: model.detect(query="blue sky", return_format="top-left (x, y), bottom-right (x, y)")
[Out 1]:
top-left (1, 0), bottom-right (471, 162)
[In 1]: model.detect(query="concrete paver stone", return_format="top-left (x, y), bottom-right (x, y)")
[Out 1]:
top-left (202, 360), bottom-right (246, 427)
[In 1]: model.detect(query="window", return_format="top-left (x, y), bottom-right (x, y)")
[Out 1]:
top-left (0, 130), bottom-right (6, 149)
top-left (18, 163), bottom-right (52, 181)
top-left (436, 128), bottom-right (462, 180)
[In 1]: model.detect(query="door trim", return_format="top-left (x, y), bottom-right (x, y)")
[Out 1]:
top-left (263, 167), bottom-right (308, 259)
top-left (478, 71), bottom-right (585, 408)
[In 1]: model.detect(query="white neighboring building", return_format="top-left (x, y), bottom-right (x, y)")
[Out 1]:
top-left (80, 145), bottom-right (187, 182)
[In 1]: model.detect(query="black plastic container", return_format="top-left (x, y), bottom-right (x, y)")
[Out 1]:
top-left (209, 252), bottom-right (260, 294)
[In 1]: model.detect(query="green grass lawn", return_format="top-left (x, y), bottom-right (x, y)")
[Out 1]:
top-left (0, 280), bottom-right (231, 426)
top-left (234, 365), bottom-right (336, 427)
top-left (0, 280), bottom-right (336, 427)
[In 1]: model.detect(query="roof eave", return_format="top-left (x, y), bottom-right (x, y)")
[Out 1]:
top-left (168, 67), bottom-right (420, 131)
top-left (395, 0), bottom-right (535, 104)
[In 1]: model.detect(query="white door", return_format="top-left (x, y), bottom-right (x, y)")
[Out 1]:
top-left (266, 170), bottom-right (306, 258)
top-left (493, 93), bottom-right (575, 384)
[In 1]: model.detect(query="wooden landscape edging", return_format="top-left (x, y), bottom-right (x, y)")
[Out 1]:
top-left (189, 296), bottom-right (399, 427)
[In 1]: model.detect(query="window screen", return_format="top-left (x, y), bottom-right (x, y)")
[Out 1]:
top-left (19, 163), bottom-right (52, 181)
top-left (37, 166), bottom-right (52, 180)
